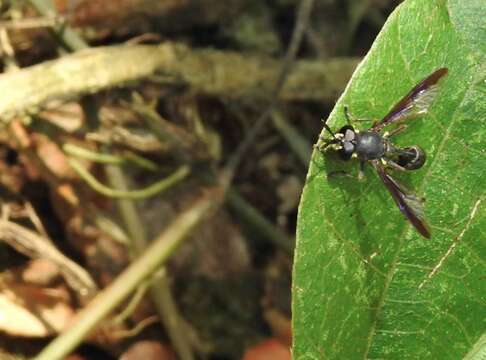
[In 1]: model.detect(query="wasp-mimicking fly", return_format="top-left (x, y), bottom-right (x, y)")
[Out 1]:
top-left (317, 68), bottom-right (448, 238)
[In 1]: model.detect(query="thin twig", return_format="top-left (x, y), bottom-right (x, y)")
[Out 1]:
top-left (217, 0), bottom-right (315, 259)
top-left (24, 201), bottom-right (51, 241)
top-left (270, 109), bottom-right (312, 166)
top-left (130, 95), bottom-right (204, 163)
top-left (111, 316), bottom-right (159, 339)
top-left (222, 0), bottom-right (316, 185)
top-left (111, 279), bottom-right (151, 325)
top-left (226, 189), bottom-right (293, 254)
top-left (0, 219), bottom-right (98, 301)
top-left (28, 0), bottom-right (88, 51)
top-left (91, 210), bottom-right (130, 245)
top-left (0, 28), bottom-right (18, 71)
top-left (0, 17), bottom-right (62, 30)
top-left (275, 0), bottom-right (317, 94)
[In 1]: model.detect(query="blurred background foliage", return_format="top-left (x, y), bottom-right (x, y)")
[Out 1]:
top-left (0, 0), bottom-right (402, 359)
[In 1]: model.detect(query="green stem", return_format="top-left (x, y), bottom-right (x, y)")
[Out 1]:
top-left (122, 151), bottom-right (160, 171)
top-left (34, 194), bottom-right (218, 360)
top-left (28, 0), bottom-right (88, 51)
top-left (111, 279), bottom-right (151, 325)
top-left (68, 158), bottom-right (189, 199)
top-left (64, 143), bottom-right (125, 164)
top-left (103, 164), bottom-right (196, 360)
top-left (63, 143), bottom-right (159, 171)
top-left (270, 108), bottom-right (312, 166)
top-left (226, 188), bottom-right (294, 254)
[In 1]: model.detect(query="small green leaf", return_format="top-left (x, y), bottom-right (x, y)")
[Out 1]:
top-left (292, 0), bottom-right (485, 359)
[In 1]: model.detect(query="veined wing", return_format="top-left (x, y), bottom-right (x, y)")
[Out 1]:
top-left (373, 161), bottom-right (431, 238)
top-left (372, 68), bottom-right (448, 132)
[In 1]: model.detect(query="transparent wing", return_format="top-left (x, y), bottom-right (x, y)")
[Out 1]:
top-left (373, 161), bottom-right (431, 238)
top-left (372, 68), bottom-right (448, 132)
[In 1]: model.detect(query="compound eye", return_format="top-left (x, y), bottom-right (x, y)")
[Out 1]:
top-left (344, 129), bottom-right (355, 142)
top-left (343, 142), bottom-right (354, 154)
top-left (338, 125), bottom-right (355, 136)
top-left (339, 142), bottom-right (354, 160)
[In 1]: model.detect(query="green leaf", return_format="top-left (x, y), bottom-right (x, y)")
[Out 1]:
top-left (292, 0), bottom-right (486, 359)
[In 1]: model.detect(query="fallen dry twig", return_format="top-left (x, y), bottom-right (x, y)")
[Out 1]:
top-left (0, 220), bottom-right (97, 301)
top-left (0, 43), bottom-right (359, 123)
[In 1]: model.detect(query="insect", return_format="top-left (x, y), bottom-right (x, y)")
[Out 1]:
top-left (317, 68), bottom-right (448, 239)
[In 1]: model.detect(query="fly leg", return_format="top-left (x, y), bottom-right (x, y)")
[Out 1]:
top-left (326, 170), bottom-right (354, 179)
top-left (383, 124), bottom-right (408, 138)
top-left (358, 161), bottom-right (366, 181)
top-left (382, 158), bottom-right (407, 172)
top-left (344, 105), bottom-right (375, 126)
top-left (327, 161), bottom-right (366, 181)
top-left (315, 136), bottom-right (339, 152)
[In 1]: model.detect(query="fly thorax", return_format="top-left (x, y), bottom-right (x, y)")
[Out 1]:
top-left (355, 131), bottom-right (385, 160)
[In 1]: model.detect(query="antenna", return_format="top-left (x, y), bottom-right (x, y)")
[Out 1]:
top-left (321, 118), bottom-right (336, 138)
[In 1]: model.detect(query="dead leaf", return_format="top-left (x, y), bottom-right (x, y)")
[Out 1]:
top-left (21, 258), bottom-right (60, 286)
top-left (0, 285), bottom-right (74, 337)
